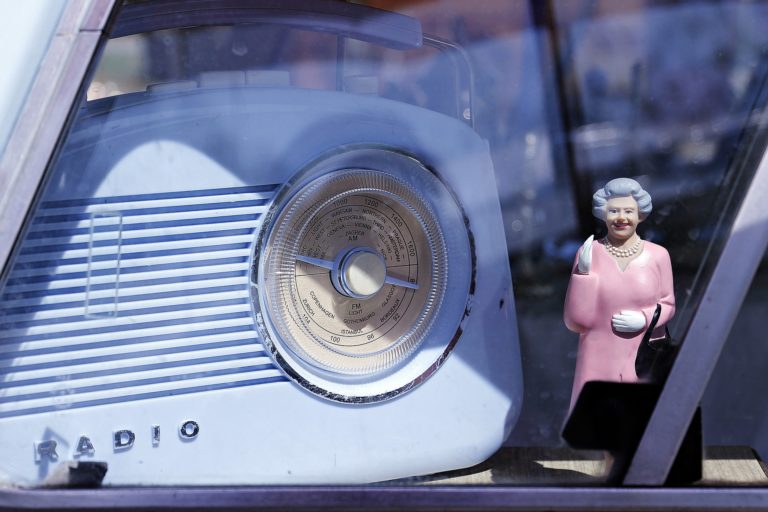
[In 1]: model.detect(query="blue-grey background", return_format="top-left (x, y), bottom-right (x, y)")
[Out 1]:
top-left (89, 0), bottom-right (768, 460)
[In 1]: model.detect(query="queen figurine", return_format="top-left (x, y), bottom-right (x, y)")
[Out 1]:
top-left (564, 178), bottom-right (675, 408)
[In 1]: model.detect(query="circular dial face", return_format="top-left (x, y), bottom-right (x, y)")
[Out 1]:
top-left (259, 169), bottom-right (447, 375)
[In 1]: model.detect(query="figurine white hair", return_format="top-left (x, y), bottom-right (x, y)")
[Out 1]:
top-left (592, 177), bottom-right (652, 221)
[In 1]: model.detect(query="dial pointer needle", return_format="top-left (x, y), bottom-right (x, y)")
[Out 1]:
top-left (297, 254), bottom-right (418, 290)
top-left (295, 254), bottom-right (334, 270)
top-left (384, 274), bottom-right (419, 290)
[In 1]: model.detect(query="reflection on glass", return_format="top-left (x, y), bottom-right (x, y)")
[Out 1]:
top-left (1, 0), bottom-right (767, 489)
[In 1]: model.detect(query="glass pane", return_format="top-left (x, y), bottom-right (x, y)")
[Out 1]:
top-left (0, 0), bottom-right (767, 489)
top-left (702, 252), bottom-right (768, 483)
top-left (0, 1), bottom-right (66, 155)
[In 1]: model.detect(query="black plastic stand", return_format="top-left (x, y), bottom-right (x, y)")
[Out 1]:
top-left (562, 381), bottom-right (702, 485)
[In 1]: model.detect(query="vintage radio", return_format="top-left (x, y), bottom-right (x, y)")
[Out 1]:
top-left (0, 0), bottom-right (522, 486)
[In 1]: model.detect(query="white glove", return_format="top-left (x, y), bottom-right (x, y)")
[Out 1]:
top-left (612, 310), bottom-right (646, 333)
top-left (577, 235), bottom-right (594, 274)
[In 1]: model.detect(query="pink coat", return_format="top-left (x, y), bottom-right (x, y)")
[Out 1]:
top-left (564, 240), bottom-right (675, 408)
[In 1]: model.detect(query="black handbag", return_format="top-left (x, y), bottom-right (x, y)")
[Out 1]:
top-left (634, 303), bottom-right (676, 382)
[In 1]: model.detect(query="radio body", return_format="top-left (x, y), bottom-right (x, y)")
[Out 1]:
top-left (0, 2), bottom-right (522, 487)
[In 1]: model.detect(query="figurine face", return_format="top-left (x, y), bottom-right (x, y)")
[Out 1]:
top-left (605, 196), bottom-right (640, 242)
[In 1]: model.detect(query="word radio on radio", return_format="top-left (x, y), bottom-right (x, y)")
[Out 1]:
top-left (33, 420), bottom-right (200, 462)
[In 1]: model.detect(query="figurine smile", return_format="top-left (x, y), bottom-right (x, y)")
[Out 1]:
top-left (605, 196), bottom-right (639, 243)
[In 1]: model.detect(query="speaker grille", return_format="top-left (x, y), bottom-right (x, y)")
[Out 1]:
top-left (0, 185), bottom-right (286, 418)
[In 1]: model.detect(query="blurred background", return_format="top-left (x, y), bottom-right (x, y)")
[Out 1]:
top-left (91, 0), bottom-right (768, 459)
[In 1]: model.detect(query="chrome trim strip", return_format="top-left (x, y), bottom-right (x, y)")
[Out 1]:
top-left (2, 486), bottom-right (768, 510)
top-left (0, 0), bottom-right (118, 279)
top-left (624, 130), bottom-right (768, 484)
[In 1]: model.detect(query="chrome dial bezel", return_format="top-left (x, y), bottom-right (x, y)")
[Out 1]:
top-left (250, 147), bottom-right (473, 403)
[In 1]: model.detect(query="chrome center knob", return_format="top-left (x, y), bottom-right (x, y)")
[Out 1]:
top-left (333, 247), bottom-right (387, 299)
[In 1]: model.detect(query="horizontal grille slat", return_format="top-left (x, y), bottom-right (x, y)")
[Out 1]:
top-left (0, 295), bottom-right (250, 330)
top-left (1, 278), bottom-right (247, 309)
top-left (0, 304), bottom-right (252, 340)
top-left (31, 198), bottom-right (270, 226)
top-left (6, 247), bottom-right (251, 279)
top-left (27, 212), bottom-right (266, 240)
top-left (1, 270), bottom-right (249, 299)
top-left (14, 237), bottom-right (255, 264)
top-left (1, 330), bottom-right (258, 372)
top-left (1, 344), bottom-right (267, 382)
top-left (0, 375), bottom-right (287, 419)
top-left (4, 263), bottom-right (249, 293)
top-left (39, 185), bottom-right (276, 209)
top-left (0, 356), bottom-right (274, 400)
top-left (0, 288), bottom-right (248, 322)
top-left (7, 256), bottom-right (250, 286)
top-left (0, 369), bottom-right (285, 414)
top-left (19, 221), bottom-right (260, 250)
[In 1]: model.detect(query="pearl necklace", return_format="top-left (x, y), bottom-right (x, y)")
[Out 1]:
top-left (602, 237), bottom-right (642, 258)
